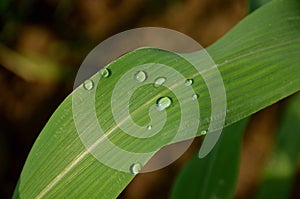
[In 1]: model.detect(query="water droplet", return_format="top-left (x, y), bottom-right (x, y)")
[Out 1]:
top-left (146, 125), bottom-right (152, 130)
top-left (154, 77), bottom-right (166, 87)
top-left (100, 68), bottom-right (110, 78)
top-left (192, 94), bottom-right (199, 100)
top-left (200, 130), bottom-right (207, 136)
top-left (185, 79), bottom-right (193, 86)
top-left (83, 79), bottom-right (94, 90)
top-left (135, 71), bottom-right (147, 83)
top-left (130, 162), bottom-right (142, 175)
top-left (156, 97), bottom-right (172, 111)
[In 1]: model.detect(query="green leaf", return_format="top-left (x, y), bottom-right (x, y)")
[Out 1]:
top-left (254, 93), bottom-right (300, 199)
top-left (171, 119), bottom-right (248, 199)
top-left (206, 0), bottom-right (300, 126)
top-left (14, 0), bottom-right (300, 198)
top-left (249, 0), bottom-right (272, 11)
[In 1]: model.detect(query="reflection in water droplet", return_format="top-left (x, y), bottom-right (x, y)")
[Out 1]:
top-left (200, 130), bottom-right (207, 136)
top-left (192, 94), bottom-right (199, 100)
top-left (185, 79), bottom-right (193, 86)
top-left (100, 68), bottom-right (110, 78)
top-left (135, 71), bottom-right (147, 83)
top-left (147, 125), bottom-right (152, 130)
top-left (83, 79), bottom-right (94, 90)
top-left (130, 162), bottom-right (142, 175)
top-left (154, 77), bottom-right (166, 87)
top-left (156, 97), bottom-right (172, 111)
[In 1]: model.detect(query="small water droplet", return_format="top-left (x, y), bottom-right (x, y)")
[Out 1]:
top-left (100, 68), bottom-right (110, 78)
top-left (83, 79), bottom-right (94, 90)
top-left (154, 77), bottom-right (166, 87)
top-left (185, 79), bottom-right (193, 86)
top-left (192, 94), bottom-right (199, 100)
top-left (130, 162), bottom-right (142, 175)
top-left (156, 97), bottom-right (172, 111)
top-left (135, 71), bottom-right (147, 83)
top-left (200, 130), bottom-right (207, 136)
top-left (146, 125), bottom-right (152, 130)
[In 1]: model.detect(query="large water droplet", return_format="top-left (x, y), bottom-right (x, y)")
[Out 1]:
top-left (100, 68), bottom-right (110, 78)
top-left (154, 77), bottom-right (166, 87)
top-left (185, 79), bottom-right (193, 86)
top-left (156, 97), bottom-right (172, 111)
top-left (135, 71), bottom-right (147, 83)
top-left (130, 162), bottom-right (142, 175)
top-left (192, 94), bottom-right (199, 100)
top-left (83, 79), bottom-right (94, 90)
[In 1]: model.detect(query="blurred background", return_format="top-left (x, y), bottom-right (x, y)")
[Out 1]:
top-left (1, 0), bottom-right (299, 198)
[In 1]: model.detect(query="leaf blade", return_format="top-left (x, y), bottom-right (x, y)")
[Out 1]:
top-left (171, 119), bottom-right (248, 199)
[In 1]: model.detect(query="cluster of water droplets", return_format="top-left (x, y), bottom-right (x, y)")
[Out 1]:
top-left (83, 68), bottom-right (111, 91)
top-left (83, 68), bottom-right (203, 174)
top-left (133, 70), bottom-right (200, 110)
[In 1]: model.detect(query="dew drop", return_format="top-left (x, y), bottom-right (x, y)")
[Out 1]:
top-left (185, 79), bottom-right (193, 86)
top-left (192, 94), bottom-right (199, 100)
top-left (100, 68), bottom-right (110, 78)
top-left (99, 68), bottom-right (110, 78)
top-left (200, 130), bottom-right (207, 136)
top-left (154, 77), bottom-right (166, 87)
top-left (156, 97), bottom-right (172, 111)
top-left (135, 71), bottom-right (147, 83)
top-left (83, 79), bottom-right (94, 90)
top-left (146, 125), bottom-right (152, 130)
top-left (130, 162), bottom-right (142, 175)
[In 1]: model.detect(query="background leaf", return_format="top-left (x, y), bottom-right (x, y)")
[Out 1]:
top-left (249, 0), bottom-right (272, 11)
top-left (171, 119), bottom-right (248, 199)
top-left (253, 93), bottom-right (300, 199)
